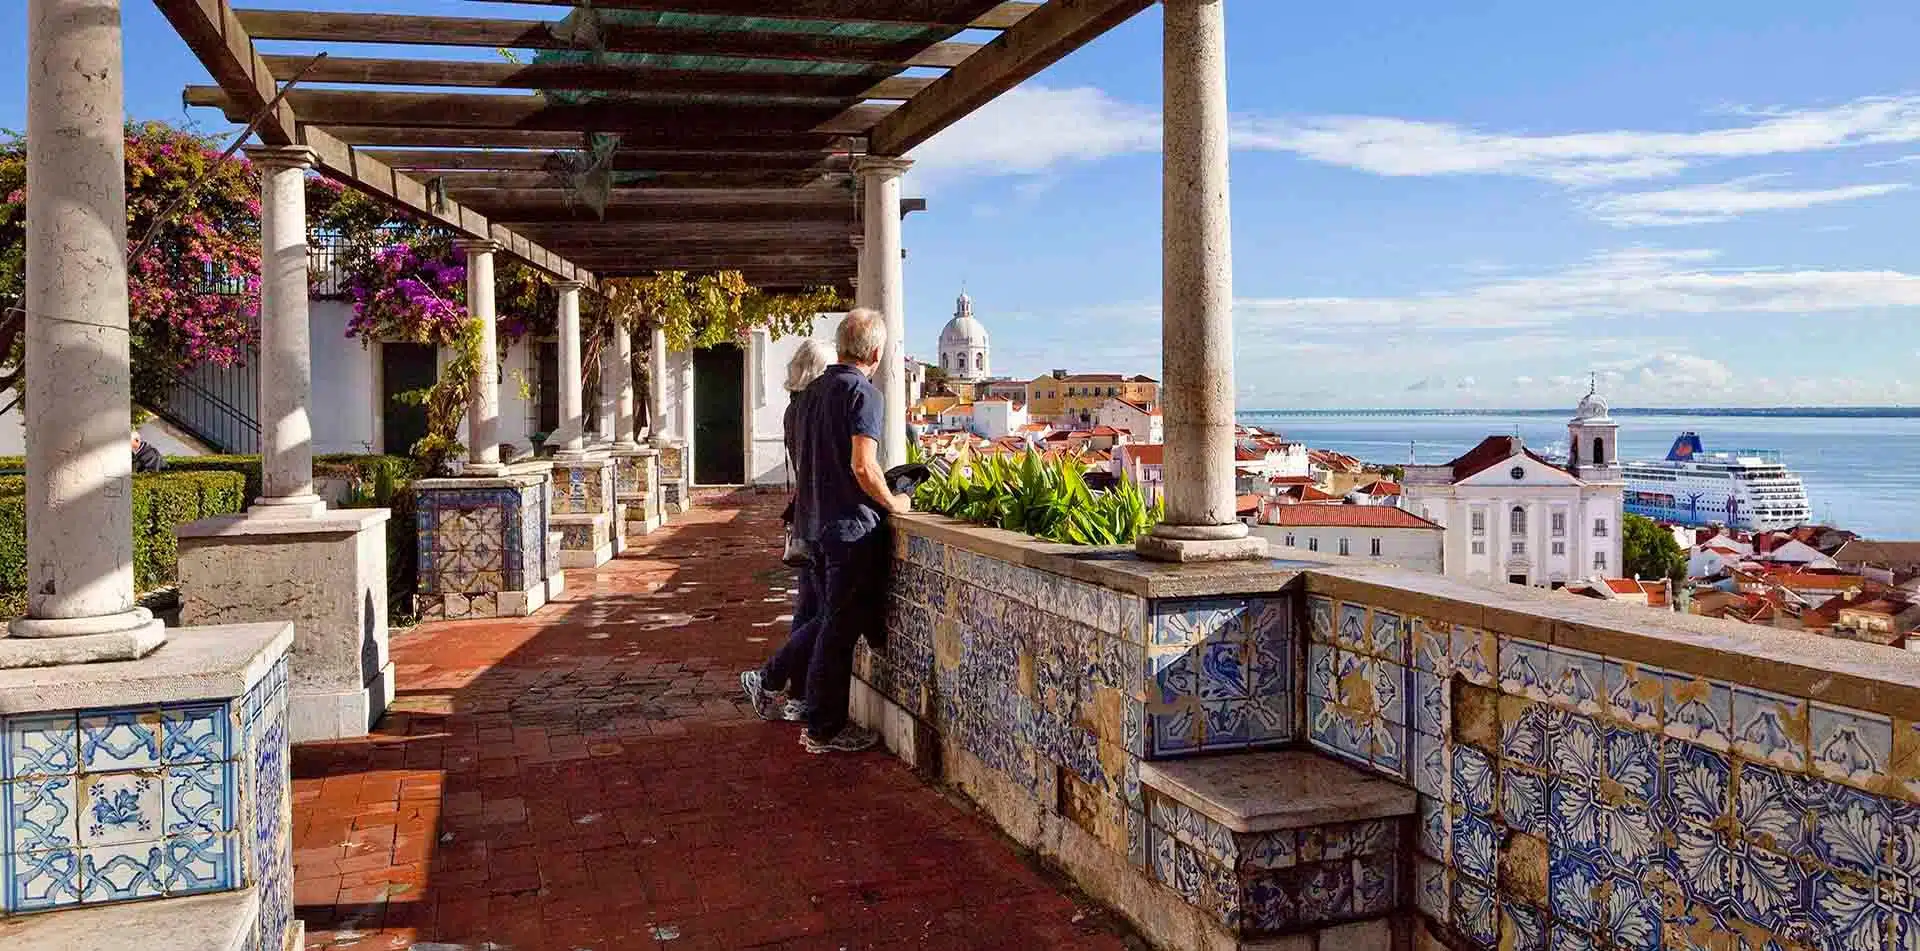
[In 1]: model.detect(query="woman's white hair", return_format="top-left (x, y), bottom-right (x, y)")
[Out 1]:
top-left (837, 308), bottom-right (887, 366)
top-left (784, 339), bottom-right (835, 392)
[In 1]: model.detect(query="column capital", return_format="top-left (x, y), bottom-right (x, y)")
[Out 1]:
top-left (452, 237), bottom-right (502, 255)
top-left (553, 279), bottom-right (586, 291)
top-left (853, 155), bottom-right (914, 180)
top-left (245, 145), bottom-right (317, 171)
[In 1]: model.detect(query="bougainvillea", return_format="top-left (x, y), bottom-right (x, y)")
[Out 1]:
top-left (343, 239), bottom-right (468, 342)
top-left (0, 121), bottom-right (263, 412)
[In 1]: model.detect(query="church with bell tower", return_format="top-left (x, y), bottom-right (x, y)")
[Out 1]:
top-left (937, 290), bottom-right (991, 383)
top-left (1567, 375), bottom-right (1622, 484)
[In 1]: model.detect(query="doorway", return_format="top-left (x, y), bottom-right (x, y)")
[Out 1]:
top-left (693, 344), bottom-right (745, 485)
top-left (380, 343), bottom-right (436, 456)
top-left (1508, 573), bottom-right (1529, 586)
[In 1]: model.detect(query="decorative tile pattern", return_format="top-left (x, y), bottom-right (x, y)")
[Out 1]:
top-left (415, 477), bottom-right (550, 607)
top-left (2, 654), bottom-right (285, 931)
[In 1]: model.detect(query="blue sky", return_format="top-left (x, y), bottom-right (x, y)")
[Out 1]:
top-left (8, 1), bottom-right (1920, 408)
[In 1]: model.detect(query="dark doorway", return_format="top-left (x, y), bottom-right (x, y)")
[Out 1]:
top-left (1508, 574), bottom-right (1529, 586)
top-left (380, 342), bottom-right (436, 456)
top-left (693, 344), bottom-right (745, 485)
top-left (537, 342), bottom-right (559, 437)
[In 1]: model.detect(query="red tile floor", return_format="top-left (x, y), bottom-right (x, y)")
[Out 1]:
top-left (292, 490), bottom-right (1140, 950)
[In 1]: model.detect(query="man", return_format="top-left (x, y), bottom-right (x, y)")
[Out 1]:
top-left (131, 430), bottom-right (164, 473)
top-left (741, 309), bottom-right (910, 754)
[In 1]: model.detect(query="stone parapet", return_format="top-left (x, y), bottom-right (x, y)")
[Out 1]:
top-left (553, 513), bottom-right (614, 569)
top-left (612, 447), bottom-right (663, 537)
top-left (178, 509), bottom-right (393, 743)
top-left (413, 464), bottom-right (554, 621)
top-left (656, 443), bottom-right (689, 514)
top-left (550, 453), bottom-right (616, 517)
top-left (0, 623), bottom-right (295, 951)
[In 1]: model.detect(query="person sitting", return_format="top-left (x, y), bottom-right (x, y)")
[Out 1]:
top-left (131, 431), bottom-right (164, 473)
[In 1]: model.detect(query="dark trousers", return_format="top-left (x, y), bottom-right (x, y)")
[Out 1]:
top-left (760, 532), bottom-right (884, 740)
top-left (766, 557), bottom-right (821, 701)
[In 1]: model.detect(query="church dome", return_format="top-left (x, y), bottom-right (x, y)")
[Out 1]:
top-left (1573, 389), bottom-right (1610, 421)
top-left (939, 292), bottom-right (989, 349)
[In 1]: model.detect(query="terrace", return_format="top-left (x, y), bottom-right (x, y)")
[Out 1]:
top-left (7, 1), bottom-right (1920, 950)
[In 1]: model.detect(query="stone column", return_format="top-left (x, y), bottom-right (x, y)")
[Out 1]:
top-left (244, 146), bottom-right (327, 519)
top-left (2, 0), bottom-right (164, 665)
top-left (555, 280), bottom-right (586, 457)
top-left (1139, 0), bottom-right (1263, 563)
top-left (851, 235), bottom-right (871, 310)
top-left (612, 323), bottom-right (639, 449)
top-left (647, 323), bottom-right (668, 445)
top-left (856, 157), bottom-right (912, 469)
top-left (457, 239), bottom-right (506, 476)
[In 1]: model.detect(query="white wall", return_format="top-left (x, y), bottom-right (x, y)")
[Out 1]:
top-left (310, 300), bottom-right (380, 455)
top-left (1253, 523), bottom-right (1444, 574)
top-left (751, 315), bottom-right (843, 486)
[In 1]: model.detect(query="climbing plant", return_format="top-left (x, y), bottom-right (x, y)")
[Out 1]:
top-left (603, 271), bottom-right (840, 352)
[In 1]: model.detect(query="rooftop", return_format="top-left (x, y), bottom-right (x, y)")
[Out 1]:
top-left (1259, 502), bottom-right (1435, 528)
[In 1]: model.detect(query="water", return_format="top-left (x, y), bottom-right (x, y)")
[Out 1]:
top-left (1237, 411), bottom-right (1920, 541)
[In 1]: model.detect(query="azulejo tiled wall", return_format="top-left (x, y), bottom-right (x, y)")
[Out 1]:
top-left (868, 526), bottom-right (1297, 928)
top-left (550, 460), bottom-right (615, 517)
top-left (612, 453), bottom-right (651, 497)
top-left (1308, 592), bottom-right (1920, 951)
top-left (657, 445), bottom-right (684, 484)
top-left (415, 481), bottom-right (548, 620)
top-left (1, 655), bottom-right (291, 949)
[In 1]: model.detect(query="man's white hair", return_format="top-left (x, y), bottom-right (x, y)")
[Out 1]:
top-left (837, 308), bottom-right (887, 366)
top-left (784, 339), bottom-right (835, 393)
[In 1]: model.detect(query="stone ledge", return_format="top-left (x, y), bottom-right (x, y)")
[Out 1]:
top-left (0, 885), bottom-right (260, 950)
top-left (0, 622), bottom-right (292, 713)
top-left (1140, 750), bottom-right (1416, 834)
top-left (178, 507), bottom-right (389, 539)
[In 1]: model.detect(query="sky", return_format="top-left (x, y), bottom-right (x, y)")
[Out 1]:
top-left (7, 1), bottom-right (1920, 409)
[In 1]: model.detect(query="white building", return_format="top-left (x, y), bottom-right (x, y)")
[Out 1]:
top-left (1115, 443), bottom-right (1165, 505)
top-left (1253, 505), bottom-right (1445, 573)
top-left (937, 290), bottom-right (991, 382)
top-left (1096, 397), bottom-right (1164, 443)
top-left (970, 398), bottom-right (1030, 440)
top-left (1401, 391), bottom-right (1624, 588)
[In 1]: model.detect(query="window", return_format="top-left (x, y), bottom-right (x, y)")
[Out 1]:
top-left (1339, 538), bottom-right (1350, 556)
top-left (1512, 540), bottom-right (1526, 556)
top-left (1593, 437), bottom-right (1606, 466)
top-left (1471, 511), bottom-right (1486, 535)
top-left (974, 353), bottom-right (983, 372)
top-left (1593, 552), bottom-right (1608, 571)
top-left (1510, 506), bottom-right (1526, 535)
top-left (941, 353), bottom-right (950, 371)
top-left (1552, 541), bottom-right (1566, 556)
top-left (1284, 534), bottom-right (1295, 547)
top-left (1510, 466), bottom-right (1526, 481)
top-left (1551, 512), bottom-right (1566, 537)
top-left (1472, 541), bottom-right (1486, 555)
top-left (1370, 538), bottom-right (1382, 557)
top-left (1308, 537), bottom-right (1319, 552)
top-left (1594, 518), bottom-right (1609, 538)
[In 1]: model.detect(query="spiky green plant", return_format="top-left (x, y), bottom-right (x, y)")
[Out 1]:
top-left (913, 448), bottom-right (1161, 546)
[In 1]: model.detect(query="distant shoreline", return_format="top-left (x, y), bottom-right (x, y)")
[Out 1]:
top-left (1239, 407), bottom-right (1920, 419)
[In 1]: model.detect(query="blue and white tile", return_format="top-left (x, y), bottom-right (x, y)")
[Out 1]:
top-left (1244, 830), bottom-right (1297, 871)
top-left (1307, 596), bottom-right (1333, 644)
top-left (162, 762), bottom-right (232, 837)
top-left (1501, 698), bottom-right (1553, 770)
top-left (1307, 642), bottom-right (1336, 700)
top-left (1730, 686), bottom-right (1807, 771)
top-left (1248, 631), bottom-right (1291, 702)
top-left (1546, 646), bottom-right (1606, 715)
top-left (1414, 855), bottom-right (1450, 924)
top-left (1549, 709), bottom-right (1602, 786)
top-left (1725, 837), bottom-right (1805, 934)
top-left (1453, 745), bottom-right (1496, 816)
top-left (1198, 640), bottom-right (1248, 702)
top-left (1503, 902), bottom-right (1550, 951)
top-left (1126, 807), bottom-right (1148, 868)
top-left (1499, 637), bottom-right (1554, 701)
top-left (1149, 650), bottom-right (1200, 705)
top-left (1246, 689), bottom-right (1293, 746)
top-left (1668, 820), bottom-right (1733, 910)
top-left (1368, 607), bottom-right (1406, 664)
top-left (1809, 702), bottom-right (1893, 790)
top-left (1150, 823), bottom-right (1179, 886)
top-left (5, 714), bottom-right (79, 779)
top-left (1371, 719), bottom-right (1408, 778)
top-left (77, 771), bottom-right (161, 847)
top-left (1336, 602), bottom-right (1369, 652)
top-left (1174, 842), bottom-right (1204, 906)
top-left (1149, 706), bottom-right (1200, 758)
top-left (1412, 618), bottom-right (1453, 676)
top-left (1548, 845), bottom-right (1608, 933)
top-left (1201, 699), bottom-right (1251, 750)
top-left (7, 774), bottom-right (78, 853)
top-left (78, 840), bottom-right (166, 903)
top-left (1610, 799), bottom-right (1662, 869)
top-left (1354, 852), bottom-right (1396, 916)
top-left (1453, 873), bottom-right (1498, 947)
top-left (1297, 860), bottom-right (1355, 923)
top-left (1249, 597), bottom-right (1291, 648)
top-left (77, 712), bottom-right (161, 773)
top-left (1416, 795), bottom-right (1449, 863)
top-left (1603, 660), bottom-right (1664, 730)
top-left (1412, 669), bottom-right (1449, 738)
top-left (1550, 780), bottom-right (1608, 861)
top-left (1733, 762), bottom-right (1813, 855)
top-left (1663, 673), bottom-right (1734, 752)
top-left (1244, 871), bottom-right (1295, 932)
top-left (1808, 779), bottom-right (1889, 879)
top-left (1808, 867), bottom-right (1900, 951)
top-left (1154, 599), bottom-right (1248, 648)
top-left (1663, 740), bottom-right (1731, 825)
top-left (1604, 724), bottom-right (1662, 805)
top-left (163, 831), bottom-right (235, 895)
top-left (1371, 658), bottom-right (1408, 726)
top-left (1452, 627), bottom-right (1496, 687)
top-left (1454, 811), bottom-right (1497, 881)
top-left (6, 847), bottom-right (80, 911)
top-left (1551, 927), bottom-right (1598, 951)
top-left (1595, 874), bottom-right (1663, 951)
top-left (1503, 765), bottom-right (1552, 839)
top-left (1412, 729), bottom-right (1450, 800)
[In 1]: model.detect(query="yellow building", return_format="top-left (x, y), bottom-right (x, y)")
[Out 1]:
top-left (1025, 372), bottom-right (1160, 427)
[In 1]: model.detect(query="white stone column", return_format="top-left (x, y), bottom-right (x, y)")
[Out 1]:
top-left (612, 323), bottom-right (639, 449)
top-left (457, 239), bottom-right (506, 476)
top-left (851, 235), bottom-right (872, 310)
top-left (555, 281), bottom-right (586, 457)
top-left (1139, 0), bottom-right (1262, 563)
top-left (647, 323), bottom-right (668, 445)
top-left (245, 146), bottom-right (326, 519)
top-left (856, 157), bottom-right (912, 469)
top-left (3, 0), bottom-right (164, 665)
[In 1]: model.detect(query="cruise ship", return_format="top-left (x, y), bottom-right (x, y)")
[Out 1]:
top-left (1622, 433), bottom-right (1812, 531)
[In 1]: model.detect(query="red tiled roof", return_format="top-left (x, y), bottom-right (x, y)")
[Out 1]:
top-left (1362, 481), bottom-right (1403, 496)
top-left (1125, 444), bottom-right (1165, 466)
top-left (1446, 436), bottom-right (1565, 482)
top-left (1275, 485), bottom-right (1348, 504)
top-left (1604, 579), bottom-right (1643, 595)
top-left (1089, 425), bottom-right (1123, 436)
top-left (1260, 505), bottom-right (1441, 529)
top-left (1269, 475), bottom-right (1316, 486)
top-left (1234, 447), bottom-right (1265, 462)
top-left (1237, 494), bottom-right (1263, 516)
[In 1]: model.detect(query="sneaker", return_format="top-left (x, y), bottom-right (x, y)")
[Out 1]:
top-left (739, 670), bottom-right (783, 722)
top-left (801, 724), bottom-right (880, 754)
top-left (780, 698), bottom-right (807, 722)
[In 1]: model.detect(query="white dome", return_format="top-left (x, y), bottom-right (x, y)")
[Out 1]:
top-left (940, 291), bottom-right (989, 348)
top-left (1573, 390), bottom-right (1610, 421)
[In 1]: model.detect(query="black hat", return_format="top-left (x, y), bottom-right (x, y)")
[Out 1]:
top-left (885, 463), bottom-right (933, 496)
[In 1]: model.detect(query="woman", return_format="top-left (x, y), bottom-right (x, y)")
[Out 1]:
top-left (751, 339), bottom-right (836, 722)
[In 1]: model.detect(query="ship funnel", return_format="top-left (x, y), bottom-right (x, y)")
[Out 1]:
top-left (1667, 432), bottom-right (1705, 462)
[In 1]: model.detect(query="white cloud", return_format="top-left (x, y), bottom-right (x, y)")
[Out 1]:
top-left (907, 86), bottom-right (1159, 191)
top-left (1582, 176), bottom-right (1909, 226)
top-left (1868, 154), bottom-right (1920, 167)
top-left (1613, 352), bottom-right (1738, 391)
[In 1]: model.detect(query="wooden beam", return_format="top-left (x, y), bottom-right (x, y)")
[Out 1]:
top-left (505, 221), bottom-right (855, 241)
top-left (187, 86), bottom-right (895, 135)
top-left (453, 187), bottom-right (855, 221)
top-left (154, 0), bottom-right (593, 284)
top-left (465, 1), bottom-right (1039, 30)
top-left (360, 148), bottom-right (846, 173)
top-left (537, 238), bottom-right (857, 254)
top-left (320, 126), bottom-right (858, 152)
top-left (870, 0), bottom-right (1151, 155)
top-left (234, 10), bottom-right (981, 67)
top-left (423, 169), bottom-right (842, 189)
top-left (259, 54), bottom-right (930, 99)
top-left (537, 252), bottom-right (853, 269)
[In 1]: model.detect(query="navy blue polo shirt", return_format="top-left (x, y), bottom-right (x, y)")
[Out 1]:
top-left (792, 364), bottom-right (885, 543)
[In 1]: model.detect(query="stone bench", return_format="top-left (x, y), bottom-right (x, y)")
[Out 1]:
top-left (1141, 750), bottom-right (1416, 949)
top-left (0, 887), bottom-right (283, 950)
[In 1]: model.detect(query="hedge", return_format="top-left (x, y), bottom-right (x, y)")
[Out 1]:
top-left (0, 453), bottom-right (419, 505)
top-left (0, 470), bottom-right (249, 618)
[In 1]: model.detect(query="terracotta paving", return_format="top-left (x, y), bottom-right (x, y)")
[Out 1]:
top-left (292, 490), bottom-right (1139, 950)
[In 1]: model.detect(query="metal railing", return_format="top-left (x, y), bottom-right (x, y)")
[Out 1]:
top-left (163, 357), bottom-right (260, 454)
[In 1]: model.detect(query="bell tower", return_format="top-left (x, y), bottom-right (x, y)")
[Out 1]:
top-left (1567, 374), bottom-right (1620, 482)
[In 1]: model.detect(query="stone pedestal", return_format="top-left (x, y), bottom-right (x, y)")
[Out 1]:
top-left (545, 530), bottom-right (566, 600)
top-left (0, 623), bottom-right (295, 951)
top-left (177, 509), bottom-right (394, 743)
top-left (613, 447), bottom-right (663, 538)
top-left (656, 442), bottom-right (689, 515)
top-left (413, 462), bottom-right (554, 621)
top-left (550, 453), bottom-right (617, 568)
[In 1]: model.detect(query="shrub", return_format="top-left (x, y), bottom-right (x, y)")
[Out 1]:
top-left (914, 450), bottom-right (1161, 546)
